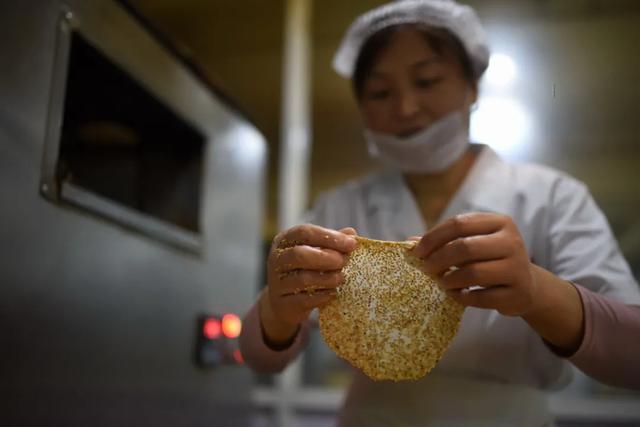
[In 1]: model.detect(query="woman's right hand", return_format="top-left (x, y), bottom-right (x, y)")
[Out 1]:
top-left (260, 224), bottom-right (358, 344)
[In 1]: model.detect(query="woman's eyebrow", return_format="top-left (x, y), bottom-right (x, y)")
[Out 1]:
top-left (412, 57), bottom-right (442, 69)
top-left (368, 57), bottom-right (442, 79)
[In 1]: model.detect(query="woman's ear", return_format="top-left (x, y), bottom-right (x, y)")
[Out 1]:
top-left (463, 83), bottom-right (479, 113)
top-left (467, 83), bottom-right (479, 106)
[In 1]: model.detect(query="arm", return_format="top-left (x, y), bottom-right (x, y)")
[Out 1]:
top-left (507, 266), bottom-right (640, 390)
top-left (413, 209), bottom-right (640, 389)
top-left (413, 212), bottom-right (586, 351)
top-left (239, 289), bottom-right (311, 373)
top-left (412, 213), bottom-right (631, 355)
top-left (567, 285), bottom-right (640, 389)
top-left (239, 224), bottom-right (357, 374)
top-left (520, 265), bottom-right (584, 355)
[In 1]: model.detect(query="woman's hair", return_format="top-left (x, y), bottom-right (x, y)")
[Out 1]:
top-left (352, 24), bottom-right (477, 99)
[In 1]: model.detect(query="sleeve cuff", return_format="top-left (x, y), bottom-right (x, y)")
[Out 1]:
top-left (543, 282), bottom-right (590, 359)
top-left (239, 299), bottom-right (310, 372)
top-left (566, 283), bottom-right (595, 361)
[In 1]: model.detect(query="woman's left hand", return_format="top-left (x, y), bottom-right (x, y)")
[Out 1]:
top-left (413, 212), bottom-right (539, 317)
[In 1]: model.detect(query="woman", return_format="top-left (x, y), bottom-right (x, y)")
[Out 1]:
top-left (240, 1), bottom-right (640, 425)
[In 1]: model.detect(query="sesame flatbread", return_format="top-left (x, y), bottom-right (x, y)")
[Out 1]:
top-left (318, 236), bottom-right (464, 381)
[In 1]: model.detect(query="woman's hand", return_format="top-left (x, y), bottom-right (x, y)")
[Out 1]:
top-left (413, 212), bottom-right (538, 317)
top-left (412, 212), bottom-right (584, 352)
top-left (260, 224), bottom-right (358, 344)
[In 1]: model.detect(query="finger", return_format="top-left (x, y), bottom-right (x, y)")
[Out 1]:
top-left (413, 213), bottom-right (504, 259)
top-left (276, 224), bottom-right (357, 253)
top-left (339, 227), bottom-right (358, 236)
top-left (439, 259), bottom-right (514, 290)
top-left (281, 287), bottom-right (339, 298)
top-left (316, 294), bottom-right (337, 309)
top-left (423, 233), bottom-right (509, 276)
top-left (274, 245), bottom-right (346, 273)
top-left (406, 235), bottom-right (421, 242)
top-left (446, 286), bottom-right (511, 311)
top-left (278, 270), bottom-right (344, 295)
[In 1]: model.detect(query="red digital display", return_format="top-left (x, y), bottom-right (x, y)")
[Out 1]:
top-left (203, 317), bottom-right (222, 339)
top-left (196, 313), bottom-right (243, 368)
top-left (221, 313), bottom-right (242, 339)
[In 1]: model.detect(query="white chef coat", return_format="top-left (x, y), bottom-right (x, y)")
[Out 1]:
top-left (303, 144), bottom-right (640, 427)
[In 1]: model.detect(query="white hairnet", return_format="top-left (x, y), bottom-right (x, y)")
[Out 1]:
top-left (333, 0), bottom-right (490, 79)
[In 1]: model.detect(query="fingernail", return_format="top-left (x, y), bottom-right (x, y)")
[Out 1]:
top-left (346, 237), bottom-right (357, 249)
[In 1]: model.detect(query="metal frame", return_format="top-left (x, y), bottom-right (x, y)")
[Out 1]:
top-left (40, 5), bottom-right (202, 253)
top-left (40, 7), bottom-right (73, 202)
top-left (274, 0), bottom-right (313, 425)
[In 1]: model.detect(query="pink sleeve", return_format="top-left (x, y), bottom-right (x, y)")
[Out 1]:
top-left (239, 300), bottom-right (310, 373)
top-left (568, 284), bottom-right (640, 389)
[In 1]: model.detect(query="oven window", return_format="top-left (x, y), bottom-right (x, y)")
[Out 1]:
top-left (57, 32), bottom-right (205, 234)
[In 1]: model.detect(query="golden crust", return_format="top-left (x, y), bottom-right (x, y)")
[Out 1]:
top-left (319, 236), bottom-right (464, 381)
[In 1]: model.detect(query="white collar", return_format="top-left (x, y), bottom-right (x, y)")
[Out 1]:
top-left (366, 144), bottom-right (512, 233)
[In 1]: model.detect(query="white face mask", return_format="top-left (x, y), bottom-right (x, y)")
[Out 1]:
top-left (364, 110), bottom-right (470, 174)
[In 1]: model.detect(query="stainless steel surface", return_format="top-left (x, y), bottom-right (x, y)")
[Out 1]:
top-left (0, 0), bottom-right (266, 425)
top-left (61, 182), bottom-right (202, 253)
top-left (40, 4), bottom-right (206, 253)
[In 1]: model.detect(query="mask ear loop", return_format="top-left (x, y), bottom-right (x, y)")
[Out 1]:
top-left (459, 89), bottom-right (476, 133)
